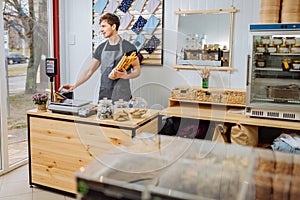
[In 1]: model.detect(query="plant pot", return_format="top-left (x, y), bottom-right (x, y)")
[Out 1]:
top-left (36, 104), bottom-right (47, 111)
top-left (202, 78), bottom-right (209, 88)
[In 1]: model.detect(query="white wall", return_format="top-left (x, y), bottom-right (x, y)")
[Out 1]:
top-left (60, 0), bottom-right (261, 108)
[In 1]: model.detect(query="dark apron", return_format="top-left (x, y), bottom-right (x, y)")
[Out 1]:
top-left (98, 38), bottom-right (131, 102)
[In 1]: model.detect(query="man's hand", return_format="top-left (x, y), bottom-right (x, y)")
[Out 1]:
top-left (58, 84), bottom-right (75, 92)
top-left (114, 68), bottom-right (128, 79)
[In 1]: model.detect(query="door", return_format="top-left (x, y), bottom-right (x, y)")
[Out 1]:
top-left (0, 0), bottom-right (54, 173)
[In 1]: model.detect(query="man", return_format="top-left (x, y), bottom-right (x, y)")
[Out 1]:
top-left (59, 13), bottom-right (140, 102)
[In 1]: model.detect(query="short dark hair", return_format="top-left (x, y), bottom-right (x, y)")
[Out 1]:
top-left (100, 13), bottom-right (120, 31)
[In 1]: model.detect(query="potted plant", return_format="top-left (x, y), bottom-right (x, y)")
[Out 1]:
top-left (32, 93), bottom-right (48, 111)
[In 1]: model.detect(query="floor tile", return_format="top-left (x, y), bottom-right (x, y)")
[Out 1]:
top-left (0, 164), bottom-right (76, 199)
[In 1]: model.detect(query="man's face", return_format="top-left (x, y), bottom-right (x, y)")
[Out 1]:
top-left (100, 20), bottom-right (115, 38)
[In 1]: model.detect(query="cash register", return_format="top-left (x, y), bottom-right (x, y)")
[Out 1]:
top-left (45, 58), bottom-right (96, 117)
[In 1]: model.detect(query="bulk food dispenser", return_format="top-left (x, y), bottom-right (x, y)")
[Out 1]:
top-left (246, 24), bottom-right (300, 121)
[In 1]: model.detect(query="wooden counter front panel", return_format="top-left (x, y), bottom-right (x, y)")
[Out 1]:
top-left (29, 117), bottom-right (132, 194)
top-left (136, 118), bottom-right (158, 135)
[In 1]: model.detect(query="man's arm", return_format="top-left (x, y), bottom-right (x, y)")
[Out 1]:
top-left (59, 58), bottom-right (100, 91)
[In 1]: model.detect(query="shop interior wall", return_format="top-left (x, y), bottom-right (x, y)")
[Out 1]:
top-left (60, 0), bottom-right (260, 108)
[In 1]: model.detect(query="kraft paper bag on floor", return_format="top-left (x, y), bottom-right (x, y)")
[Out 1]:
top-left (230, 124), bottom-right (258, 146)
top-left (212, 123), bottom-right (231, 143)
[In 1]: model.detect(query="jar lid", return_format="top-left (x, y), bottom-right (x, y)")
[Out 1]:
top-left (99, 97), bottom-right (112, 104)
top-left (282, 58), bottom-right (292, 62)
top-left (114, 99), bottom-right (128, 105)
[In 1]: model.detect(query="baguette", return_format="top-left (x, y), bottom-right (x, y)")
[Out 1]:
top-left (108, 52), bottom-right (137, 80)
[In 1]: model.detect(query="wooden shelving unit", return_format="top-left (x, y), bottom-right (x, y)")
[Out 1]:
top-left (173, 65), bottom-right (233, 71)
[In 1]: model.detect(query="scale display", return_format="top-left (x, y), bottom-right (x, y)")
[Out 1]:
top-left (45, 58), bottom-right (57, 78)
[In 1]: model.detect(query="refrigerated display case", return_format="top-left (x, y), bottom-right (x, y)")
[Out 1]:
top-left (246, 23), bottom-right (300, 121)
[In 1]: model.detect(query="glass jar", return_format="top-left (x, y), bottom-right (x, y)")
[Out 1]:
top-left (128, 97), bottom-right (148, 118)
top-left (273, 37), bottom-right (283, 45)
top-left (97, 97), bottom-right (113, 119)
top-left (261, 36), bottom-right (271, 45)
top-left (256, 44), bottom-right (265, 53)
top-left (113, 99), bottom-right (130, 121)
top-left (291, 44), bottom-right (300, 53)
top-left (267, 43), bottom-right (277, 53)
top-left (285, 37), bottom-right (296, 46)
top-left (256, 58), bottom-right (266, 68)
top-left (292, 60), bottom-right (300, 70)
top-left (278, 44), bottom-right (289, 53)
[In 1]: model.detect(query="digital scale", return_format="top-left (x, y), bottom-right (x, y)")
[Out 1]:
top-left (45, 58), bottom-right (96, 117)
top-left (48, 99), bottom-right (96, 117)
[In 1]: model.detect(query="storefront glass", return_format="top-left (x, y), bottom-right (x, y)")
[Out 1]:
top-left (1, 0), bottom-right (51, 168)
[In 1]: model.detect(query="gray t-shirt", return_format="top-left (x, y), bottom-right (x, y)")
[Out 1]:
top-left (93, 39), bottom-right (137, 68)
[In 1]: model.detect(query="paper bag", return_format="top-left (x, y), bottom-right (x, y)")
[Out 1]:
top-left (230, 124), bottom-right (258, 146)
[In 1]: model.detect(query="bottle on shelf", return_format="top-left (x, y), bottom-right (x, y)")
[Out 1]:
top-left (201, 34), bottom-right (207, 50)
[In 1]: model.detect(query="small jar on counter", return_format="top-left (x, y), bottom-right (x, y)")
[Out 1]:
top-left (128, 97), bottom-right (148, 118)
top-left (113, 99), bottom-right (130, 121)
top-left (97, 97), bottom-right (113, 119)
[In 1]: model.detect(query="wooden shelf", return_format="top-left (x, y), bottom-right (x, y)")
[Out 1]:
top-left (160, 104), bottom-right (300, 131)
top-left (173, 65), bottom-right (232, 71)
top-left (169, 98), bottom-right (245, 107)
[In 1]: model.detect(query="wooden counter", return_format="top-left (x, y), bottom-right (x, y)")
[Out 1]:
top-left (159, 102), bottom-right (300, 131)
top-left (27, 109), bottom-right (158, 194)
